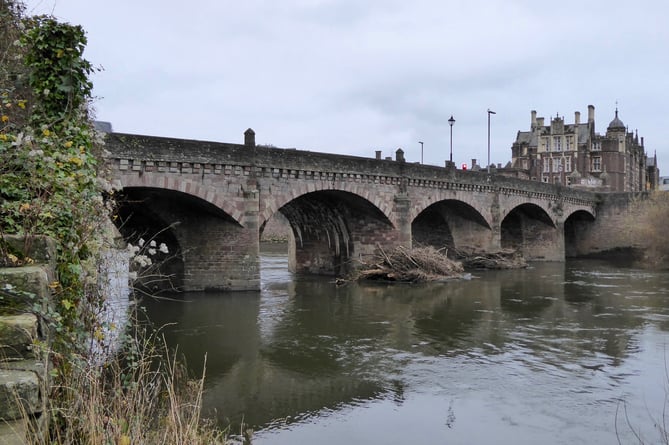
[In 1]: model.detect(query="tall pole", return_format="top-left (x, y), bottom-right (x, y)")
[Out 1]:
top-left (448, 115), bottom-right (455, 165)
top-left (487, 109), bottom-right (496, 173)
top-left (419, 141), bottom-right (424, 164)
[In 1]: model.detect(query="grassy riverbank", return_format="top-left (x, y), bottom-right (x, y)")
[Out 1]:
top-left (24, 324), bottom-right (227, 445)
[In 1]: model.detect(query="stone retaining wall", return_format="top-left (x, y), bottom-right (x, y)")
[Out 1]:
top-left (0, 235), bottom-right (56, 444)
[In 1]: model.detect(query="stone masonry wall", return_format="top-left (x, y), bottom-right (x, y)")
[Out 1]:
top-left (575, 192), bottom-right (652, 256)
top-left (0, 236), bottom-right (55, 443)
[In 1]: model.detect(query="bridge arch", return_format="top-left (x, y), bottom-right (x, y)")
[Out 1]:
top-left (412, 199), bottom-right (493, 254)
top-left (409, 191), bottom-right (494, 228)
top-left (501, 203), bottom-right (559, 260)
top-left (267, 190), bottom-right (395, 276)
top-left (564, 209), bottom-right (597, 258)
top-left (114, 187), bottom-right (189, 293)
top-left (261, 181), bottom-right (395, 229)
top-left (116, 174), bottom-right (245, 226)
top-left (115, 187), bottom-right (250, 292)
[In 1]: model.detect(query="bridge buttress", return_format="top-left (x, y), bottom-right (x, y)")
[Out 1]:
top-left (489, 192), bottom-right (503, 252)
top-left (238, 186), bottom-right (261, 289)
top-left (392, 192), bottom-right (412, 249)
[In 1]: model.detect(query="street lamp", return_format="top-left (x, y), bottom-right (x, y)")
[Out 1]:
top-left (419, 141), bottom-right (424, 164)
top-left (448, 115), bottom-right (455, 165)
top-left (487, 109), bottom-right (496, 173)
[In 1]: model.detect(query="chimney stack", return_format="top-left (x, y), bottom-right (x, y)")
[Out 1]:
top-left (575, 111), bottom-right (581, 126)
top-left (531, 110), bottom-right (537, 128)
top-left (244, 128), bottom-right (256, 147)
top-left (588, 105), bottom-right (595, 124)
top-left (375, 150), bottom-right (382, 160)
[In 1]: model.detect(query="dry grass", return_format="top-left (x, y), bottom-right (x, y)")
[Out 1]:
top-left (24, 327), bottom-right (227, 445)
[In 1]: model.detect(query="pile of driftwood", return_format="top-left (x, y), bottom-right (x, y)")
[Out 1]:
top-left (354, 246), bottom-right (528, 283)
top-left (453, 247), bottom-right (528, 269)
top-left (357, 246), bottom-right (465, 282)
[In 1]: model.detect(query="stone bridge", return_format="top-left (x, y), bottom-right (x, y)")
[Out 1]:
top-left (103, 131), bottom-right (599, 292)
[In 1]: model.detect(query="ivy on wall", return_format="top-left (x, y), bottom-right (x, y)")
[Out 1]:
top-left (0, 3), bottom-right (112, 358)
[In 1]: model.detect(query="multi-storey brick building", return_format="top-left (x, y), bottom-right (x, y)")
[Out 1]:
top-left (509, 105), bottom-right (658, 191)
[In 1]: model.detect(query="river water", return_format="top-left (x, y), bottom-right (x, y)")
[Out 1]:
top-left (142, 245), bottom-right (669, 444)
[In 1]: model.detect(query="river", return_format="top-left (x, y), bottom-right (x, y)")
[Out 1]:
top-left (142, 245), bottom-right (669, 444)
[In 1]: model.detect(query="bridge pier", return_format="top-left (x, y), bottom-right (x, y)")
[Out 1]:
top-left (178, 218), bottom-right (255, 291)
top-left (180, 182), bottom-right (260, 291)
top-left (393, 193), bottom-right (413, 249)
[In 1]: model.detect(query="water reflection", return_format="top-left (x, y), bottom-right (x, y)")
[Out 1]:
top-left (142, 253), bottom-right (669, 444)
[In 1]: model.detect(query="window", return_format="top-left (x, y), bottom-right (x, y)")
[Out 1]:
top-left (543, 139), bottom-right (550, 152)
top-left (592, 156), bottom-right (601, 172)
top-left (566, 136), bottom-right (572, 151)
top-left (542, 176), bottom-right (549, 182)
top-left (553, 136), bottom-right (562, 152)
top-left (592, 141), bottom-right (601, 151)
top-left (543, 158), bottom-right (550, 173)
top-left (565, 156), bottom-right (572, 173)
top-left (522, 159), bottom-right (528, 169)
top-left (552, 157), bottom-right (562, 172)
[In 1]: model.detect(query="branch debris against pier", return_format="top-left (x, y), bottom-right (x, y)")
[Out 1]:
top-left (453, 247), bottom-right (528, 270)
top-left (356, 246), bottom-right (464, 282)
top-left (355, 245), bottom-right (527, 283)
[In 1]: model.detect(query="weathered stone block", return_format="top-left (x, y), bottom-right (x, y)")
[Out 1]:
top-left (1, 236), bottom-right (56, 268)
top-left (0, 315), bottom-right (38, 360)
top-left (0, 267), bottom-right (50, 312)
top-left (0, 369), bottom-right (41, 420)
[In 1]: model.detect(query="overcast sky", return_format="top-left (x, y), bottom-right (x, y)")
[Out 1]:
top-left (24, 0), bottom-right (669, 174)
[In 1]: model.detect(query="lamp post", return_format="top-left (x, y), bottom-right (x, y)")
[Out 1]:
top-left (487, 109), bottom-right (496, 173)
top-left (448, 115), bottom-right (455, 165)
top-left (419, 141), bottom-right (424, 164)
